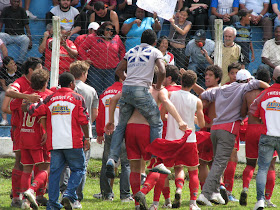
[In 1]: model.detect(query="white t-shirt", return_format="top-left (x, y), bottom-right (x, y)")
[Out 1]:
top-left (261, 38), bottom-right (280, 67)
top-left (166, 90), bottom-right (198, 142)
top-left (123, 43), bottom-right (163, 87)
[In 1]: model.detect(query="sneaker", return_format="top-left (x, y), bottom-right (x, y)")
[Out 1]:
top-left (11, 198), bottom-right (22, 208)
top-left (254, 199), bottom-right (265, 210)
top-left (134, 191), bottom-right (148, 210)
top-left (151, 163), bottom-right (171, 174)
top-left (149, 204), bottom-right (158, 210)
top-left (162, 198), bottom-right (172, 208)
top-left (219, 185), bottom-right (229, 205)
top-left (265, 199), bottom-right (277, 208)
top-left (21, 199), bottom-right (31, 209)
top-left (26, 10), bottom-right (37, 20)
top-left (172, 188), bottom-right (182, 208)
top-left (239, 188), bottom-right (248, 206)
top-left (121, 196), bottom-right (134, 202)
top-left (36, 195), bottom-right (48, 206)
top-left (0, 119), bottom-right (8, 126)
top-left (210, 192), bottom-right (225, 205)
top-left (72, 200), bottom-right (82, 209)
top-left (93, 193), bottom-right (103, 199)
top-left (24, 189), bottom-right (38, 209)
top-left (189, 203), bottom-right (201, 210)
top-left (61, 197), bottom-right (72, 210)
top-left (196, 194), bottom-right (213, 206)
top-left (141, 173), bottom-right (147, 185)
top-left (227, 192), bottom-right (239, 202)
top-left (106, 159), bottom-right (116, 178)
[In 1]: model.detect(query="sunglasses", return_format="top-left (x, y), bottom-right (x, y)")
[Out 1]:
top-left (105, 28), bottom-right (114, 32)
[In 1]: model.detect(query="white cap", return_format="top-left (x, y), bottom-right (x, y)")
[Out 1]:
top-left (236, 69), bottom-right (253, 81)
top-left (88, 22), bottom-right (100, 30)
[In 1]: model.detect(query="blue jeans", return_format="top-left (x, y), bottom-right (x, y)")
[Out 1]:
top-left (256, 135), bottom-right (280, 201)
top-left (100, 134), bottom-right (131, 199)
top-left (108, 85), bottom-right (163, 162)
top-left (47, 149), bottom-right (85, 210)
top-left (0, 32), bottom-right (29, 64)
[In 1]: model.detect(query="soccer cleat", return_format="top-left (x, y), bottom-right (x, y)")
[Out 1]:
top-left (149, 204), bottom-right (158, 210)
top-left (210, 192), bottom-right (225, 205)
top-left (196, 194), bottom-right (213, 206)
top-left (93, 193), bottom-right (103, 199)
top-left (106, 159), bottom-right (116, 178)
top-left (141, 173), bottom-right (147, 185)
top-left (172, 188), bottom-right (182, 208)
top-left (26, 10), bottom-right (37, 20)
top-left (121, 196), bottom-right (134, 202)
top-left (36, 195), bottom-right (48, 206)
top-left (227, 192), bottom-right (239, 202)
top-left (253, 199), bottom-right (265, 210)
top-left (151, 163), bottom-right (171, 174)
top-left (219, 185), bottom-right (229, 205)
top-left (239, 188), bottom-right (248, 206)
top-left (189, 203), bottom-right (201, 210)
top-left (11, 198), bottom-right (22, 208)
top-left (72, 200), bottom-right (82, 209)
top-left (21, 199), bottom-right (31, 209)
top-left (134, 191), bottom-right (148, 210)
top-left (24, 189), bottom-right (38, 210)
top-left (162, 198), bottom-right (172, 208)
top-left (265, 199), bottom-right (277, 208)
top-left (61, 197), bottom-right (72, 210)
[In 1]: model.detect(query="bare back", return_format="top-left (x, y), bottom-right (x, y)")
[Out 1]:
top-left (243, 89), bottom-right (263, 124)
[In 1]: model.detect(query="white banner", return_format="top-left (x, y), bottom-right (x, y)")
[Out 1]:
top-left (136, 0), bottom-right (177, 21)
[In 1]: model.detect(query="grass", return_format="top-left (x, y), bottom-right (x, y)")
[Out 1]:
top-left (1, 157), bottom-right (280, 209)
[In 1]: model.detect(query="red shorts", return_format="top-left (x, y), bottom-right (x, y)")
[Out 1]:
top-left (21, 148), bottom-right (50, 165)
top-left (164, 142), bottom-right (199, 167)
top-left (245, 124), bottom-right (277, 159)
top-left (197, 131), bottom-right (213, 162)
top-left (11, 126), bottom-right (20, 152)
top-left (125, 123), bottom-right (151, 161)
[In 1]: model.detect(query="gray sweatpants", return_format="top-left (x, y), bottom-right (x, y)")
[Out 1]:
top-left (201, 129), bottom-right (236, 199)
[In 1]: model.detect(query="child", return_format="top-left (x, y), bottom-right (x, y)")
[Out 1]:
top-left (227, 62), bottom-right (242, 84)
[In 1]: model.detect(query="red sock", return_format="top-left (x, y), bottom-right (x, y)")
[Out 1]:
top-left (265, 170), bottom-right (275, 200)
top-left (162, 187), bottom-right (170, 199)
top-left (200, 182), bottom-right (204, 190)
top-left (175, 178), bottom-right (184, 190)
top-left (242, 165), bottom-right (255, 188)
top-left (141, 172), bottom-right (160, 195)
top-left (12, 169), bottom-right (23, 198)
top-left (224, 161), bottom-right (237, 192)
top-left (130, 172), bottom-right (141, 206)
top-left (30, 170), bottom-right (48, 195)
top-left (21, 172), bottom-right (32, 193)
top-left (153, 174), bottom-right (168, 202)
top-left (189, 170), bottom-right (199, 200)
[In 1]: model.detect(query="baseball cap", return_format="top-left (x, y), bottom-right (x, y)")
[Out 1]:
top-left (236, 69), bottom-right (253, 81)
top-left (193, 29), bottom-right (206, 40)
top-left (273, 66), bottom-right (280, 80)
top-left (88, 22), bottom-right (100, 30)
top-left (238, 9), bottom-right (253, 18)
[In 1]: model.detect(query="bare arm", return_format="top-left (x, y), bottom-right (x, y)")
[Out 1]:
top-left (1, 96), bottom-right (11, 114)
top-left (61, 40), bottom-right (78, 58)
top-left (155, 59), bottom-right (166, 90)
top-left (25, 24), bottom-right (32, 49)
top-left (91, 107), bottom-right (98, 123)
top-left (70, 26), bottom-right (81, 37)
top-left (121, 20), bottom-right (140, 35)
top-left (0, 79), bottom-right (7, 91)
top-left (169, 17), bottom-right (191, 36)
top-left (0, 43), bottom-right (8, 57)
top-left (262, 57), bottom-right (276, 69)
top-left (90, 13), bottom-right (95, 23)
top-left (38, 31), bottom-right (50, 54)
top-left (111, 11), bottom-right (120, 34)
top-left (115, 59), bottom-right (127, 81)
top-left (81, 124), bottom-right (90, 151)
top-left (192, 83), bottom-right (205, 96)
top-left (152, 13), bottom-right (161, 32)
top-left (240, 94), bottom-right (248, 118)
top-left (250, 42), bottom-right (255, 62)
top-left (196, 99), bottom-right (205, 128)
top-left (259, 80), bottom-right (270, 89)
top-left (211, 7), bottom-right (223, 18)
top-left (229, 7), bottom-right (239, 16)
top-left (6, 87), bottom-right (40, 102)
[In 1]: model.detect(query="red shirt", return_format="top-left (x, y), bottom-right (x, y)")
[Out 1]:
top-left (74, 34), bottom-right (88, 60)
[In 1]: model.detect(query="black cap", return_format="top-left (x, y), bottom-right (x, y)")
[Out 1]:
top-left (238, 9), bottom-right (253, 18)
top-left (193, 29), bottom-right (206, 40)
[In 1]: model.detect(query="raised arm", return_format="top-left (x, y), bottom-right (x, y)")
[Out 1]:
top-left (196, 99), bottom-right (205, 128)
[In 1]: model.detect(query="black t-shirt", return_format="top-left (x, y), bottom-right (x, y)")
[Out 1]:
top-left (0, 68), bottom-right (21, 91)
top-left (117, 0), bottom-right (137, 15)
top-left (0, 6), bottom-right (29, 35)
top-left (184, 0), bottom-right (210, 9)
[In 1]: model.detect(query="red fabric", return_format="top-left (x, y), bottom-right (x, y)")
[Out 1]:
top-left (12, 126), bottom-right (21, 151)
top-left (175, 178), bottom-right (184, 190)
top-left (200, 182), bottom-right (205, 190)
top-left (12, 169), bottom-right (22, 198)
top-left (234, 133), bottom-right (240, 151)
top-left (78, 34), bottom-right (125, 69)
top-left (141, 172), bottom-right (160, 195)
top-left (162, 186), bottom-right (170, 200)
top-left (130, 172), bottom-right (140, 206)
top-left (203, 108), bottom-right (211, 124)
top-left (224, 161), bottom-right (237, 192)
top-left (196, 131), bottom-right (213, 162)
top-left (153, 174), bottom-right (168, 202)
top-left (211, 120), bottom-right (241, 135)
top-left (265, 170), bottom-right (275, 200)
top-left (20, 149), bottom-right (44, 165)
top-left (242, 165), bottom-right (255, 188)
top-left (239, 118), bottom-right (248, 141)
top-left (189, 170), bottom-right (199, 200)
top-left (30, 170), bottom-right (48, 195)
top-left (45, 38), bottom-right (77, 74)
top-left (196, 131), bottom-right (211, 145)
top-left (21, 172), bottom-right (32, 193)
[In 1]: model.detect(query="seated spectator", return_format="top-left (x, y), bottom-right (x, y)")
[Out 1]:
top-left (209, 0), bottom-right (239, 39)
top-left (0, 0), bottom-right (32, 64)
top-left (38, 23), bottom-right (53, 65)
top-left (89, 1), bottom-right (120, 34)
top-left (90, 0), bottom-right (117, 11)
top-left (185, 29), bottom-right (215, 87)
top-left (234, 9), bottom-right (255, 69)
top-left (183, 0), bottom-right (210, 32)
top-left (240, 0), bottom-right (273, 42)
top-left (0, 38), bottom-right (8, 66)
top-left (0, 56), bottom-right (21, 126)
top-left (157, 36), bottom-right (174, 65)
top-left (117, 0), bottom-right (137, 25)
top-left (46, 0), bottom-right (82, 41)
top-left (272, 0), bottom-right (280, 28)
top-left (24, 0), bottom-right (37, 19)
top-left (121, 7), bottom-right (161, 51)
top-left (168, 6), bottom-right (191, 69)
top-left (0, 0), bottom-right (22, 15)
top-left (44, 27), bottom-right (78, 74)
top-left (259, 25), bottom-right (280, 74)
top-left (79, 21), bottom-right (125, 95)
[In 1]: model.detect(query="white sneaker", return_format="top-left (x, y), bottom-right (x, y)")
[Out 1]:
top-left (26, 10), bottom-right (37, 20)
top-left (190, 203), bottom-right (201, 210)
top-left (149, 204), bottom-right (158, 210)
top-left (72, 200), bottom-right (82, 209)
top-left (162, 198), bottom-right (172, 208)
top-left (0, 119), bottom-right (8, 126)
top-left (254, 199), bottom-right (265, 210)
top-left (197, 194), bottom-right (213, 206)
top-left (211, 192), bottom-right (225, 205)
top-left (21, 199), bottom-right (30, 209)
top-left (265, 199), bottom-right (277, 208)
top-left (151, 163), bottom-right (171, 174)
top-left (121, 196), bottom-right (134, 202)
top-left (23, 189), bottom-right (38, 209)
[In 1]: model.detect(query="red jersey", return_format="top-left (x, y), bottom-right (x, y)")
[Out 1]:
top-left (96, 82), bottom-right (122, 136)
top-left (74, 34), bottom-right (88, 60)
top-left (28, 88), bottom-right (89, 151)
top-left (10, 89), bottom-right (53, 150)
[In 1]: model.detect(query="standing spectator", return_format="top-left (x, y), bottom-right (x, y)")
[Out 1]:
top-left (233, 9), bottom-right (255, 68)
top-left (185, 29), bottom-right (215, 87)
top-left (117, 0), bottom-right (137, 25)
top-left (121, 7), bottom-right (161, 51)
top-left (168, 6), bottom-right (192, 69)
top-left (209, 0), bottom-right (239, 39)
top-left (0, 0), bottom-right (32, 64)
top-left (46, 0), bottom-right (82, 41)
top-left (272, 0), bottom-right (280, 28)
top-left (79, 21), bottom-right (125, 95)
top-left (183, 0), bottom-right (210, 32)
top-left (89, 1), bottom-right (120, 34)
top-left (156, 36), bottom-right (175, 65)
top-left (240, 0), bottom-right (273, 42)
top-left (44, 27), bottom-right (78, 74)
top-left (90, 0), bottom-right (117, 10)
top-left (24, 0), bottom-right (37, 19)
